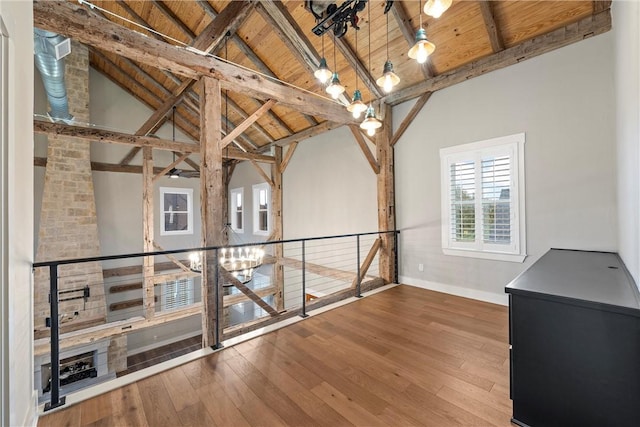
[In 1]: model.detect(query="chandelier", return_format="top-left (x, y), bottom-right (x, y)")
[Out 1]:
top-left (189, 246), bottom-right (265, 285)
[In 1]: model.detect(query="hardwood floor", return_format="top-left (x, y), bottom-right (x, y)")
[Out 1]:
top-left (38, 285), bottom-right (512, 427)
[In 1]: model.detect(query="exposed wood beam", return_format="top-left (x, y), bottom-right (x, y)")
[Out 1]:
top-left (279, 257), bottom-right (371, 283)
top-left (250, 160), bottom-right (274, 187)
top-left (479, 0), bottom-right (504, 53)
top-left (390, 1), bottom-right (436, 78)
top-left (376, 103), bottom-right (396, 283)
top-left (151, 0), bottom-right (196, 40)
top-left (152, 242), bottom-right (191, 272)
top-left (221, 100), bottom-right (277, 148)
top-left (224, 286), bottom-right (277, 308)
top-left (115, 0), bottom-right (170, 43)
top-left (118, 0), bottom-right (256, 165)
top-left (331, 34), bottom-right (382, 98)
top-left (267, 121), bottom-right (343, 149)
top-left (34, 306), bottom-right (202, 355)
top-left (272, 147), bottom-right (284, 311)
top-left (196, 0), bottom-right (314, 131)
top-left (34, 120), bottom-right (275, 163)
top-left (34, 157), bottom-right (194, 176)
top-left (34, 0), bottom-right (353, 124)
top-left (384, 9), bottom-right (612, 105)
top-left (593, 1), bottom-right (612, 14)
top-left (152, 152), bottom-right (190, 181)
top-left (199, 76), bottom-right (224, 347)
top-left (220, 269), bottom-right (279, 317)
top-left (257, 0), bottom-right (351, 106)
top-left (348, 125), bottom-right (380, 175)
top-left (34, 120), bottom-right (199, 153)
top-left (279, 142), bottom-right (298, 173)
top-left (142, 146), bottom-right (155, 318)
top-left (390, 92), bottom-right (432, 146)
top-left (351, 238), bottom-right (382, 288)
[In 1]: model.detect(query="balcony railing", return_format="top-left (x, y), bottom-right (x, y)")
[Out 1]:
top-left (33, 230), bottom-right (399, 411)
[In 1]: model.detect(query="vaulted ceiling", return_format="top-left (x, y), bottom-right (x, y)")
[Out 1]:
top-left (38, 1), bottom-right (611, 165)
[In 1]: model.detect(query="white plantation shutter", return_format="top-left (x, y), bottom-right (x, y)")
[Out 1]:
top-left (441, 133), bottom-right (526, 262)
top-left (450, 160), bottom-right (476, 243)
top-left (481, 155), bottom-right (511, 244)
top-left (162, 278), bottom-right (194, 310)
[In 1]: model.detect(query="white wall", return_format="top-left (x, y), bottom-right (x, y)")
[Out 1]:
top-left (283, 126), bottom-right (378, 238)
top-left (614, 0), bottom-right (640, 286)
top-left (0, 1), bottom-right (36, 426)
top-left (395, 31), bottom-right (617, 304)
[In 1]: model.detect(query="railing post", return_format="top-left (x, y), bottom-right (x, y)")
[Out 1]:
top-left (394, 231), bottom-right (399, 284)
top-left (44, 263), bottom-right (66, 411)
top-left (212, 248), bottom-right (223, 349)
top-left (356, 235), bottom-right (362, 298)
top-left (300, 241), bottom-right (309, 318)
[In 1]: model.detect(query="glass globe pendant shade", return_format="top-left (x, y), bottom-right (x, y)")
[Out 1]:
top-left (347, 90), bottom-right (368, 119)
top-left (376, 60), bottom-right (401, 93)
top-left (314, 57), bottom-right (333, 84)
top-left (408, 28), bottom-right (436, 64)
top-left (424, 0), bottom-right (452, 19)
top-left (326, 73), bottom-right (345, 99)
top-left (360, 105), bottom-right (382, 136)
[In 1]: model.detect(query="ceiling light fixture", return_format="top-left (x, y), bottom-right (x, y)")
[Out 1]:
top-left (314, 33), bottom-right (333, 84)
top-left (325, 39), bottom-right (345, 99)
top-left (408, 0), bottom-right (436, 64)
top-left (360, 1), bottom-right (381, 136)
top-left (376, 11), bottom-right (400, 93)
top-left (347, 25), bottom-right (367, 119)
top-left (424, 0), bottom-right (452, 19)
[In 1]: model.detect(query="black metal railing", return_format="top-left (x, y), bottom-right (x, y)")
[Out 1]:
top-left (33, 230), bottom-right (399, 411)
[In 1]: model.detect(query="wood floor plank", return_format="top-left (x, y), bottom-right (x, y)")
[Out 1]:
top-left (38, 285), bottom-right (512, 427)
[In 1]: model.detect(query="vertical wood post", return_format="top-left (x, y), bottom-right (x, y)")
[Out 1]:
top-left (376, 103), bottom-right (396, 283)
top-left (142, 146), bottom-right (155, 318)
top-left (200, 76), bottom-right (224, 347)
top-left (273, 146), bottom-right (284, 311)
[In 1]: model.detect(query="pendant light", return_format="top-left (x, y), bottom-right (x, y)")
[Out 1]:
top-left (168, 106), bottom-right (180, 179)
top-left (376, 11), bottom-right (400, 93)
top-left (347, 26), bottom-right (367, 119)
top-left (424, 0), bottom-right (452, 19)
top-left (408, 0), bottom-right (436, 64)
top-left (314, 33), bottom-right (333, 84)
top-left (360, 2), bottom-right (381, 136)
top-left (325, 40), bottom-right (345, 99)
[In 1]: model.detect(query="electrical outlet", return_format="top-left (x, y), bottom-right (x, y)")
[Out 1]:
top-left (418, 263), bottom-right (424, 272)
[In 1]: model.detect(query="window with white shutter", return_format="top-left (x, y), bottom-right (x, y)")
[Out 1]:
top-left (161, 278), bottom-right (194, 311)
top-left (230, 188), bottom-right (244, 232)
top-left (440, 133), bottom-right (526, 262)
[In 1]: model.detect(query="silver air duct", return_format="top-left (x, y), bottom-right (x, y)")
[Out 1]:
top-left (34, 29), bottom-right (73, 122)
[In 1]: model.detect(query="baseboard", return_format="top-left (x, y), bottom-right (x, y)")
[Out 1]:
top-left (399, 276), bottom-right (508, 306)
top-left (127, 331), bottom-right (202, 357)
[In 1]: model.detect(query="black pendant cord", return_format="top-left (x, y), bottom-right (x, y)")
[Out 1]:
top-left (333, 37), bottom-right (337, 72)
top-left (172, 106), bottom-right (176, 163)
top-left (386, 11), bottom-right (389, 61)
top-left (354, 25), bottom-right (359, 92)
top-left (367, 2), bottom-right (372, 107)
top-left (419, 0), bottom-right (423, 29)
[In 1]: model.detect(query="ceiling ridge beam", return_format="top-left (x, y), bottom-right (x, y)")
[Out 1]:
top-left (256, 0), bottom-right (352, 106)
top-left (479, 0), bottom-right (504, 53)
top-left (391, 92), bottom-right (432, 146)
top-left (390, 1), bottom-right (436, 79)
top-left (34, 0), bottom-right (353, 124)
top-left (383, 9), bottom-right (612, 106)
top-left (221, 100), bottom-right (277, 148)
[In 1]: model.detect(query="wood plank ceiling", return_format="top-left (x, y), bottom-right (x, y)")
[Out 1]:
top-left (63, 0), bottom-right (603, 164)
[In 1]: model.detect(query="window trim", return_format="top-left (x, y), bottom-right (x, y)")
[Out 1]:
top-left (230, 187), bottom-right (244, 232)
top-left (159, 187), bottom-right (193, 236)
top-left (440, 133), bottom-right (526, 263)
top-left (252, 183), bottom-right (271, 236)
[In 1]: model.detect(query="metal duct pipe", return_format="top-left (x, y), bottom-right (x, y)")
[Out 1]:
top-left (34, 29), bottom-right (73, 122)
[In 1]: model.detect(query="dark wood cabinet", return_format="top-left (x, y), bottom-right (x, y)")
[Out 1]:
top-left (506, 249), bottom-right (640, 427)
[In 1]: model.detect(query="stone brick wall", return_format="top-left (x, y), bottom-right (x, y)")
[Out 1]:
top-left (34, 42), bottom-right (106, 332)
